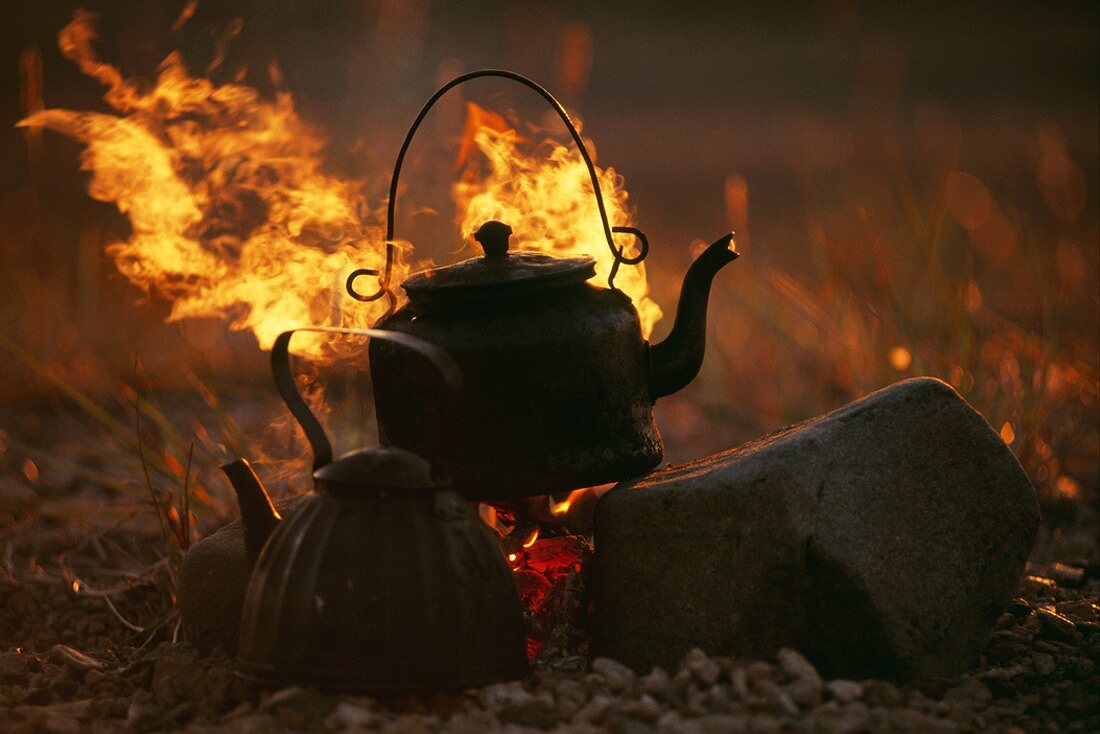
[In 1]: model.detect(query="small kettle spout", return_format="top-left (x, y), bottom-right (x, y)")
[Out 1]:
top-left (650, 233), bottom-right (739, 399)
top-left (220, 458), bottom-right (281, 565)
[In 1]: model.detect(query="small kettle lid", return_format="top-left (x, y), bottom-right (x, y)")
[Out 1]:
top-left (313, 446), bottom-right (440, 491)
top-left (401, 220), bottom-right (596, 304)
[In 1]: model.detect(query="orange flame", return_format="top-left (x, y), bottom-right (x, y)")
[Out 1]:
top-left (21, 12), bottom-right (657, 357)
top-left (454, 104), bottom-right (661, 338)
top-left (19, 11), bottom-right (393, 357)
top-left (550, 487), bottom-right (590, 516)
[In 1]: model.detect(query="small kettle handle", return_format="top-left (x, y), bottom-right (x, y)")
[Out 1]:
top-left (346, 68), bottom-right (650, 304)
top-left (271, 327), bottom-right (462, 471)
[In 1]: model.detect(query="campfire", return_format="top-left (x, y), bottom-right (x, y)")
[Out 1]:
top-left (18, 14), bottom-right (671, 670)
top-left (2, 4), bottom-right (1096, 733)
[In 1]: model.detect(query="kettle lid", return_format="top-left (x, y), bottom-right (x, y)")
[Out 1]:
top-left (401, 221), bottom-right (596, 304)
top-left (313, 446), bottom-right (440, 491)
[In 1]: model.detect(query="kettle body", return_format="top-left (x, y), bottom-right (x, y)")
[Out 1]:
top-left (236, 458), bottom-right (527, 692)
top-left (226, 328), bottom-right (528, 692)
top-left (372, 280), bottom-right (662, 499)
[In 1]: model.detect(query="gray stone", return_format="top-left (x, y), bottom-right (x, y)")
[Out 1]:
top-left (593, 378), bottom-right (1038, 681)
top-left (178, 496), bottom-right (305, 653)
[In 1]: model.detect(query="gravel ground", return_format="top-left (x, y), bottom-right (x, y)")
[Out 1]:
top-left (1, 414), bottom-right (1097, 733)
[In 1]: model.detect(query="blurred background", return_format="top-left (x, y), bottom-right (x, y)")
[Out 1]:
top-left (0, 1), bottom-right (1096, 528)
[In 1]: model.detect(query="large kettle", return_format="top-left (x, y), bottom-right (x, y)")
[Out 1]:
top-left (347, 70), bottom-right (739, 500)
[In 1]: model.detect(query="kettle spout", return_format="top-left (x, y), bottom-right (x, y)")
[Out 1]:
top-left (650, 233), bottom-right (739, 399)
top-left (220, 458), bottom-right (281, 565)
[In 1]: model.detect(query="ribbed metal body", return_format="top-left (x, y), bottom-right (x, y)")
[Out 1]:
top-left (237, 486), bottom-right (527, 692)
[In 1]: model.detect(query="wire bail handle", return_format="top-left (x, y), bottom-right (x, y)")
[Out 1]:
top-left (346, 68), bottom-right (650, 303)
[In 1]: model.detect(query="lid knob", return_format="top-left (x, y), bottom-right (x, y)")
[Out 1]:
top-left (474, 221), bottom-right (512, 257)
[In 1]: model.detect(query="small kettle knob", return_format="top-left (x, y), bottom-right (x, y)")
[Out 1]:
top-left (474, 221), bottom-right (512, 257)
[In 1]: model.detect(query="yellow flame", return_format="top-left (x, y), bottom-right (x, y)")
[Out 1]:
top-left (20, 11), bottom-right (396, 358)
top-left (22, 12), bottom-right (657, 357)
top-left (522, 528), bottom-right (540, 548)
top-left (454, 107), bottom-right (661, 338)
top-left (550, 487), bottom-right (590, 516)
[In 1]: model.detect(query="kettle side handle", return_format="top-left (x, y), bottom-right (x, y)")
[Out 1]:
top-left (272, 327), bottom-right (462, 472)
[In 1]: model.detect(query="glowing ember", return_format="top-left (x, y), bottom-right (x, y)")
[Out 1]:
top-left (21, 12), bottom-right (659, 357)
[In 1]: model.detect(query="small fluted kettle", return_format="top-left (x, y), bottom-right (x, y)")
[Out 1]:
top-left (347, 70), bottom-right (739, 500)
top-left (223, 327), bottom-right (527, 692)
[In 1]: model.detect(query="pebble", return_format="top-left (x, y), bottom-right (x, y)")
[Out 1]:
top-left (729, 667), bottom-right (749, 700)
top-left (683, 648), bottom-right (722, 687)
top-left (0, 651), bottom-right (29, 685)
top-left (260, 685), bottom-right (333, 726)
top-left (1047, 563), bottom-right (1085, 589)
top-left (861, 679), bottom-right (902, 707)
top-left (825, 679), bottom-right (863, 703)
top-left (814, 700), bottom-right (870, 734)
top-left (1037, 607), bottom-right (1078, 641)
top-left (943, 678), bottom-right (992, 711)
top-left (783, 675), bottom-right (823, 708)
top-left (328, 701), bottom-right (376, 728)
top-left (82, 668), bottom-right (105, 688)
top-left (150, 647), bottom-right (203, 708)
top-left (48, 644), bottom-right (105, 673)
top-left (745, 661), bottom-right (775, 683)
top-left (776, 647), bottom-right (819, 683)
top-left (890, 707), bottom-right (960, 733)
top-left (126, 700), bottom-right (166, 733)
top-left (552, 677), bottom-right (589, 716)
top-left (638, 667), bottom-right (672, 698)
top-left (497, 690), bottom-right (557, 729)
top-left (477, 680), bottom-right (528, 709)
top-left (619, 693), bottom-right (662, 722)
top-left (752, 678), bottom-right (799, 717)
top-left (1032, 652), bottom-right (1056, 676)
top-left (592, 657), bottom-right (636, 693)
top-left (572, 694), bottom-right (613, 724)
top-left (1007, 597), bottom-right (1033, 618)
